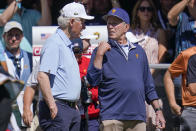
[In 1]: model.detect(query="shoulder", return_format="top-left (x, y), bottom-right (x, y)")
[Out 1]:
top-left (21, 50), bottom-right (32, 59)
top-left (24, 8), bottom-right (41, 15)
top-left (181, 47), bottom-right (196, 57)
top-left (43, 34), bottom-right (61, 49)
top-left (157, 28), bottom-right (165, 35)
top-left (134, 43), bottom-right (145, 52)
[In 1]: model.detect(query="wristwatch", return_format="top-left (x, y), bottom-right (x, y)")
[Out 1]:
top-left (155, 107), bottom-right (162, 113)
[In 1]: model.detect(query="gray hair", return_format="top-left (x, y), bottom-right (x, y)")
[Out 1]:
top-left (57, 16), bottom-right (71, 29)
top-left (57, 15), bottom-right (82, 29)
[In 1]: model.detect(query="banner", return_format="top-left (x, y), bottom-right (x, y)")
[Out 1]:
top-left (32, 26), bottom-right (108, 64)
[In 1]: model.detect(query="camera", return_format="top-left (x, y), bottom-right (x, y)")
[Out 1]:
top-left (81, 76), bottom-right (92, 106)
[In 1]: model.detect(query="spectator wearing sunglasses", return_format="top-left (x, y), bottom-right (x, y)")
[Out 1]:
top-left (3, 21), bottom-right (32, 131)
top-left (0, 0), bottom-right (51, 53)
top-left (127, 0), bottom-right (167, 130)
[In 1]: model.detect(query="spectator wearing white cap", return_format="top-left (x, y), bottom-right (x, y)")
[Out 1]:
top-left (0, 0), bottom-right (51, 53)
top-left (37, 2), bottom-right (94, 131)
top-left (80, 29), bottom-right (97, 53)
top-left (3, 21), bottom-right (32, 130)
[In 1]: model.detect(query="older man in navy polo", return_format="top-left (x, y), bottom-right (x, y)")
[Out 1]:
top-left (87, 8), bottom-right (166, 131)
top-left (37, 2), bottom-right (94, 131)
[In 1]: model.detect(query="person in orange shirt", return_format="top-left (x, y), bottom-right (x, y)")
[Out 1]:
top-left (164, 46), bottom-right (196, 131)
top-left (72, 38), bottom-right (100, 131)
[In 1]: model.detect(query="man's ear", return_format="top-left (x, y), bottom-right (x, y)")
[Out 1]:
top-left (69, 19), bottom-right (75, 27)
top-left (21, 33), bottom-right (24, 39)
top-left (3, 33), bottom-right (6, 39)
top-left (125, 24), bottom-right (130, 32)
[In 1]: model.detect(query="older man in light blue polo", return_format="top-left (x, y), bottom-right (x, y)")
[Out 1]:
top-left (37, 2), bottom-right (94, 131)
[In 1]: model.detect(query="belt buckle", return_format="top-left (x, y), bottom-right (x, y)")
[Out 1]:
top-left (70, 102), bottom-right (75, 108)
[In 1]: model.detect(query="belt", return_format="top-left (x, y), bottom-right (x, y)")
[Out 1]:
top-left (184, 106), bottom-right (196, 111)
top-left (54, 98), bottom-right (76, 108)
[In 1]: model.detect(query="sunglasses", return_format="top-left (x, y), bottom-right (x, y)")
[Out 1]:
top-left (138, 6), bottom-right (153, 12)
top-left (13, 57), bottom-right (21, 76)
top-left (7, 33), bottom-right (22, 40)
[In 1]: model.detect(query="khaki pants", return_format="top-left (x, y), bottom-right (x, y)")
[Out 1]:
top-left (26, 114), bottom-right (42, 131)
top-left (100, 120), bottom-right (146, 131)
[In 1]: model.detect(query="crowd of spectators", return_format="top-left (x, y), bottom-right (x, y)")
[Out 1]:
top-left (0, 0), bottom-right (196, 131)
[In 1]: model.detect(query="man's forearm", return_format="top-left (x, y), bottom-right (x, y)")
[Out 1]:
top-left (23, 86), bottom-right (36, 110)
top-left (0, 1), bottom-right (18, 26)
top-left (164, 70), bottom-right (177, 106)
top-left (93, 54), bottom-right (104, 69)
top-left (37, 72), bottom-right (55, 107)
top-left (37, 0), bottom-right (52, 26)
top-left (168, 0), bottom-right (190, 26)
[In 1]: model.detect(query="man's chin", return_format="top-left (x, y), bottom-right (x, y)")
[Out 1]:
top-left (8, 47), bottom-right (20, 52)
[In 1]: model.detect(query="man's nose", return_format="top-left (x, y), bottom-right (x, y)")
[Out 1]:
top-left (12, 35), bottom-right (17, 40)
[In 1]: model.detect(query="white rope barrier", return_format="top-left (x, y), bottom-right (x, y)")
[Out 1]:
top-left (149, 64), bottom-right (170, 69)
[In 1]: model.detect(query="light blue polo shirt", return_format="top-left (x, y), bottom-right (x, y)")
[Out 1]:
top-left (39, 28), bottom-right (81, 101)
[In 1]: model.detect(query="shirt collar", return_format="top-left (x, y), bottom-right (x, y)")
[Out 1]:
top-left (126, 31), bottom-right (145, 44)
top-left (56, 28), bottom-right (72, 47)
top-left (5, 49), bottom-right (23, 59)
top-left (127, 39), bottom-right (136, 50)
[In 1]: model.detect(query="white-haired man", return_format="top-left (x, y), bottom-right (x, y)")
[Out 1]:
top-left (37, 2), bottom-right (94, 130)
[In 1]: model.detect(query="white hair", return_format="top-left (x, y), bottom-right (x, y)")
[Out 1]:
top-left (57, 15), bottom-right (81, 29)
top-left (57, 16), bottom-right (71, 29)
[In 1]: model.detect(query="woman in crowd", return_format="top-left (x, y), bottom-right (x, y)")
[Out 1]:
top-left (128, 0), bottom-right (167, 130)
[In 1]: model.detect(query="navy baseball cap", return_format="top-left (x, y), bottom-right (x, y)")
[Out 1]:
top-left (71, 38), bottom-right (83, 54)
top-left (103, 8), bottom-right (130, 24)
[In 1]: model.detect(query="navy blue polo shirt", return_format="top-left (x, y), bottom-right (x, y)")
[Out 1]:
top-left (87, 39), bottom-right (158, 122)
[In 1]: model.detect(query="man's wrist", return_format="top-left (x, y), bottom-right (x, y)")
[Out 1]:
top-left (155, 107), bottom-right (162, 113)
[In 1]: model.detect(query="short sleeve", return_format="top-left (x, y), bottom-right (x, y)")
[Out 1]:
top-left (39, 40), bottom-right (59, 75)
top-left (169, 53), bottom-right (185, 78)
top-left (187, 54), bottom-right (196, 85)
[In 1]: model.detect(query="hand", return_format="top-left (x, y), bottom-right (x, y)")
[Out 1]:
top-left (155, 110), bottom-right (166, 129)
top-left (170, 103), bottom-right (182, 115)
top-left (23, 108), bottom-right (33, 127)
top-left (96, 41), bottom-right (111, 56)
top-left (49, 102), bottom-right (58, 119)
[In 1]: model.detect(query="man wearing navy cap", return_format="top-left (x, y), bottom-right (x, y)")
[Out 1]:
top-left (87, 8), bottom-right (165, 131)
